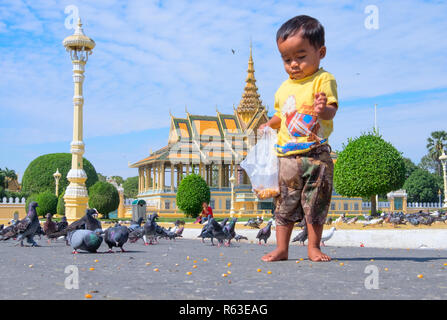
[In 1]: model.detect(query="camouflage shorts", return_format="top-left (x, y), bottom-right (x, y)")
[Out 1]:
top-left (274, 144), bottom-right (334, 226)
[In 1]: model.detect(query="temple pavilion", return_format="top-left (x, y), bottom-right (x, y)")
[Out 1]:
top-left (129, 46), bottom-right (271, 214)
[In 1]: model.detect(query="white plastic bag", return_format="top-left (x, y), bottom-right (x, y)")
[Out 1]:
top-left (240, 127), bottom-right (279, 199)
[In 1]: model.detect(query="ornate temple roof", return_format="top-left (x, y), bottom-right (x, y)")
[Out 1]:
top-left (236, 43), bottom-right (267, 129)
top-left (129, 45), bottom-right (268, 169)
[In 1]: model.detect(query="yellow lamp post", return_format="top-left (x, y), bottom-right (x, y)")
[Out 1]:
top-left (229, 174), bottom-right (236, 217)
top-left (62, 18), bottom-right (95, 222)
top-left (439, 150), bottom-right (447, 208)
top-left (53, 168), bottom-right (61, 197)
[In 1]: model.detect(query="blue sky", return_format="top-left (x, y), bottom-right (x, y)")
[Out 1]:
top-left (1, 0), bottom-right (446, 180)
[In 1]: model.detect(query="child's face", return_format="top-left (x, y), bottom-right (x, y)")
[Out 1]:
top-left (277, 32), bottom-right (326, 80)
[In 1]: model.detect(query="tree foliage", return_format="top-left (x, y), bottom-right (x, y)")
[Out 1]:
top-left (334, 133), bottom-right (406, 214)
top-left (21, 153), bottom-right (98, 195)
top-left (123, 176), bottom-right (139, 198)
top-left (176, 174), bottom-right (210, 218)
top-left (426, 130), bottom-right (447, 176)
top-left (57, 191), bottom-right (65, 216)
top-left (35, 191), bottom-right (58, 217)
top-left (403, 169), bottom-right (439, 203)
top-left (88, 181), bottom-right (120, 219)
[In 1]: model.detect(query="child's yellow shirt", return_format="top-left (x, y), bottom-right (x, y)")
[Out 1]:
top-left (273, 67), bottom-right (338, 156)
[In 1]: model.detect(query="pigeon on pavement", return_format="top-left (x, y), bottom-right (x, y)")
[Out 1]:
top-left (43, 213), bottom-right (58, 242)
top-left (1, 201), bottom-right (41, 247)
top-left (68, 228), bottom-right (104, 254)
top-left (48, 208), bottom-right (101, 238)
top-left (143, 213), bottom-right (159, 245)
top-left (256, 219), bottom-right (273, 245)
top-left (320, 227), bottom-right (336, 246)
top-left (292, 225), bottom-right (308, 246)
top-left (104, 225), bottom-right (129, 252)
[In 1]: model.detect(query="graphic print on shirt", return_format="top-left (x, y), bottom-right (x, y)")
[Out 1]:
top-left (281, 95), bottom-right (321, 143)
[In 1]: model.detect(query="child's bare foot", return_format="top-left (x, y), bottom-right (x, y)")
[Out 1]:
top-left (308, 247), bottom-right (331, 262)
top-left (261, 248), bottom-right (288, 262)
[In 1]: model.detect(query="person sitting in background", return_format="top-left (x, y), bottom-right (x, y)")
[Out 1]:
top-left (194, 202), bottom-right (214, 224)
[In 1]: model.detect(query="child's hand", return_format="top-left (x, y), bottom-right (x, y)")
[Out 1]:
top-left (314, 92), bottom-right (328, 117)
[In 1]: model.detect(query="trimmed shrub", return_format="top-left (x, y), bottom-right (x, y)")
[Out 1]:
top-left (334, 132), bottom-right (406, 216)
top-left (88, 181), bottom-right (120, 219)
top-left (35, 191), bottom-right (58, 217)
top-left (403, 169), bottom-right (439, 203)
top-left (176, 174), bottom-right (210, 218)
top-left (57, 191), bottom-right (65, 216)
top-left (21, 153), bottom-right (98, 195)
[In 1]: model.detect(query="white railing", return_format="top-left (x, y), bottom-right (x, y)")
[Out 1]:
top-left (0, 197), bottom-right (26, 204)
top-left (362, 201), bottom-right (443, 209)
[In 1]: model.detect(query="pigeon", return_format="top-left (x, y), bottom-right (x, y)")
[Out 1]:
top-left (143, 213), bottom-right (159, 245)
top-left (346, 216), bottom-right (358, 225)
top-left (43, 213), bottom-right (58, 242)
top-left (222, 218), bottom-right (238, 246)
top-left (292, 225), bottom-right (308, 246)
top-left (325, 217), bottom-right (333, 225)
top-left (320, 227), bottom-right (336, 246)
top-left (207, 218), bottom-right (227, 247)
top-left (174, 225), bottom-right (184, 237)
top-left (362, 217), bottom-right (384, 227)
top-left (234, 234), bottom-right (248, 242)
top-left (56, 216), bottom-right (68, 232)
top-left (245, 218), bottom-right (261, 229)
top-left (0, 224), bottom-right (3, 231)
top-left (128, 227), bottom-right (144, 243)
top-left (407, 217), bottom-right (420, 226)
top-left (104, 225), bottom-right (129, 253)
top-left (48, 208), bottom-right (101, 238)
top-left (334, 214), bottom-right (345, 224)
top-left (68, 228), bottom-right (104, 254)
top-left (1, 201), bottom-right (41, 247)
top-left (0, 220), bottom-right (18, 237)
top-left (363, 214), bottom-right (373, 221)
top-left (256, 219), bottom-right (273, 245)
top-left (197, 221), bottom-right (215, 244)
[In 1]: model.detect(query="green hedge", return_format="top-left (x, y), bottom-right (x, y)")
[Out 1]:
top-left (21, 153), bottom-right (98, 195)
top-left (35, 191), bottom-right (58, 216)
top-left (176, 174), bottom-right (210, 218)
top-left (88, 181), bottom-right (119, 219)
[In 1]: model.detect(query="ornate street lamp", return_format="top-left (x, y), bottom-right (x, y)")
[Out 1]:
top-left (229, 174), bottom-right (236, 216)
top-left (53, 168), bottom-right (62, 197)
top-left (62, 18), bottom-right (95, 222)
top-left (439, 150), bottom-right (447, 208)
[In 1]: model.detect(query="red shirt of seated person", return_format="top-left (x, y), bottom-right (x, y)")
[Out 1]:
top-left (194, 202), bottom-right (213, 223)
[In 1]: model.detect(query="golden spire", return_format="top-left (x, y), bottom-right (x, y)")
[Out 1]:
top-left (237, 42), bottom-right (264, 126)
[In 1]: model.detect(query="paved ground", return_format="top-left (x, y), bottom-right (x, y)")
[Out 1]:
top-left (1, 237), bottom-right (447, 300)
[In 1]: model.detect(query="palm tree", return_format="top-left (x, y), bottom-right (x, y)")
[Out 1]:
top-left (426, 131), bottom-right (447, 176)
top-left (3, 167), bottom-right (18, 189)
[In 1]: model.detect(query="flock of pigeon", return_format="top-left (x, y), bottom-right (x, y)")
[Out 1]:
top-left (332, 211), bottom-right (447, 228)
top-left (0, 201), bottom-right (277, 253)
top-left (0, 201), bottom-right (184, 254)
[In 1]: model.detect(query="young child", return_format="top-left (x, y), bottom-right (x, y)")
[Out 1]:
top-left (259, 15), bottom-right (338, 262)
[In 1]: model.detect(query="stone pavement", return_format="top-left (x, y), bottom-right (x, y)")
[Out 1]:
top-left (0, 237), bottom-right (447, 300)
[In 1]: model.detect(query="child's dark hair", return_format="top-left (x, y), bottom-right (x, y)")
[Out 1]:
top-left (276, 15), bottom-right (325, 49)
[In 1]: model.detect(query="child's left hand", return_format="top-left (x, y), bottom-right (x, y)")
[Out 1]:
top-left (314, 92), bottom-right (327, 116)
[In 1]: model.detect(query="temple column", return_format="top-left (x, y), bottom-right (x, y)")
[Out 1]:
top-left (138, 167), bottom-right (142, 193)
top-left (170, 163), bottom-right (175, 192)
top-left (145, 167), bottom-right (150, 192)
top-left (161, 163), bottom-right (165, 191)
top-left (186, 163), bottom-right (189, 176)
top-left (218, 162), bottom-right (223, 188)
top-left (152, 165), bottom-right (156, 190)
